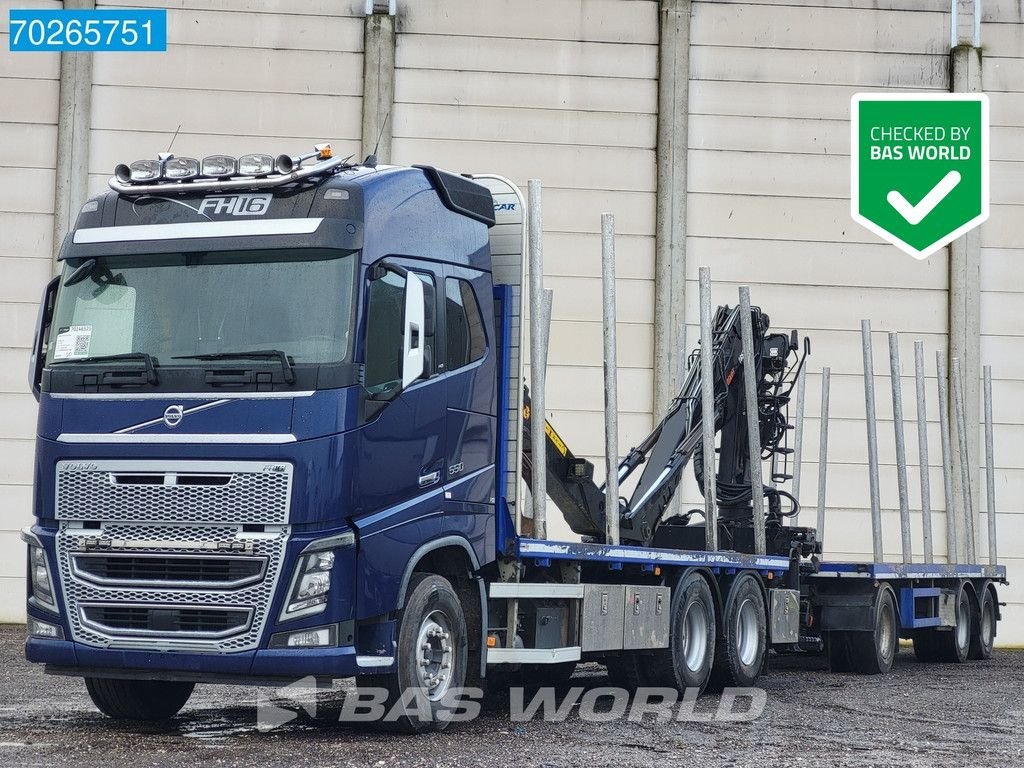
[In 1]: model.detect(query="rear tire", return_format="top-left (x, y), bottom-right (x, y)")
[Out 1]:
top-left (648, 571), bottom-right (716, 693)
top-left (85, 678), bottom-right (194, 721)
top-left (709, 573), bottom-right (766, 690)
top-left (358, 573), bottom-right (468, 733)
top-left (968, 586), bottom-right (996, 661)
top-left (847, 587), bottom-right (898, 675)
top-left (932, 584), bottom-right (973, 663)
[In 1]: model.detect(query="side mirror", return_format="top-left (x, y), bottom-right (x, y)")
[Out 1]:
top-left (402, 270), bottom-right (425, 388)
top-left (28, 276), bottom-right (59, 402)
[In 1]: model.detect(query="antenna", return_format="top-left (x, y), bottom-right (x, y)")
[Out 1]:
top-left (364, 112), bottom-right (390, 168)
top-left (165, 123), bottom-right (182, 154)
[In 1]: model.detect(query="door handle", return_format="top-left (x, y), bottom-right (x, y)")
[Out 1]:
top-left (418, 470), bottom-right (440, 488)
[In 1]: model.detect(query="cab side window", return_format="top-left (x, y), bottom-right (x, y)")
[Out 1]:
top-left (364, 270), bottom-right (405, 392)
top-left (445, 278), bottom-right (486, 371)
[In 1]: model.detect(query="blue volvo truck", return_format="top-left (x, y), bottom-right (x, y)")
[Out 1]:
top-left (22, 145), bottom-right (1007, 732)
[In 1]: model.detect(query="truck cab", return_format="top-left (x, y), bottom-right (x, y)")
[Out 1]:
top-left (24, 148), bottom-right (522, 730)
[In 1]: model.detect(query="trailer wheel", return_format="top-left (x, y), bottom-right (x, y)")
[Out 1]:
top-left (968, 586), bottom-right (996, 660)
top-left (648, 571), bottom-right (716, 693)
top-left (85, 678), bottom-right (194, 721)
top-left (360, 573), bottom-right (468, 733)
top-left (932, 583), bottom-right (973, 663)
top-left (847, 587), bottom-right (898, 675)
top-left (709, 573), bottom-right (766, 690)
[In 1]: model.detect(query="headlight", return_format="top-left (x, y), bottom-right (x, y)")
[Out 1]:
top-left (163, 156), bottom-right (200, 179)
top-left (201, 155), bottom-right (237, 177)
top-left (128, 159), bottom-right (162, 182)
top-left (238, 153), bottom-right (274, 176)
top-left (28, 544), bottom-right (58, 613)
top-left (280, 531), bottom-right (354, 622)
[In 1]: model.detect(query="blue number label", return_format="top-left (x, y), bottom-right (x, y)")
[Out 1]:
top-left (8, 9), bottom-right (167, 52)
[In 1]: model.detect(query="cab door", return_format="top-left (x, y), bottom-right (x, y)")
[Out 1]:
top-left (441, 265), bottom-right (497, 560)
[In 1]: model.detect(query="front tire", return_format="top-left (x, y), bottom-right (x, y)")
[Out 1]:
top-left (709, 573), bottom-right (766, 690)
top-left (359, 573), bottom-right (468, 733)
top-left (85, 678), bottom-right (194, 721)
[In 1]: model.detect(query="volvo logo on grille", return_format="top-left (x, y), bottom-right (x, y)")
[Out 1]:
top-left (163, 405), bottom-right (184, 428)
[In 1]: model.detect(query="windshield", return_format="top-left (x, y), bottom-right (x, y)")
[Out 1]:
top-left (46, 249), bottom-right (358, 367)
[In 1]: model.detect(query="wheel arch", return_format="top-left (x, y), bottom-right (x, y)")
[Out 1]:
top-left (396, 535), bottom-right (487, 680)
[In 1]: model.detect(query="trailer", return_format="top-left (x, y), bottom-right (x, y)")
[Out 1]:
top-left (22, 147), bottom-right (1006, 733)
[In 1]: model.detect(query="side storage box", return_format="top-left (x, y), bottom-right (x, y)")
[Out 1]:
top-left (580, 584), bottom-right (625, 652)
top-left (623, 585), bottom-right (670, 650)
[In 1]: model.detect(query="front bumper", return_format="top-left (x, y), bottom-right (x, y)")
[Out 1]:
top-left (27, 636), bottom-right (393, 681)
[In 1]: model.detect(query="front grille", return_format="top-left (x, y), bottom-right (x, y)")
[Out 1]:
top-left (80, 604), bottom-right (253, 638)
top-left (57, 520), bottom-right (289, 653)
top-left (71, 553), bottom-right (267, 589)
top-left (55, 460), bottom-right (293, 525)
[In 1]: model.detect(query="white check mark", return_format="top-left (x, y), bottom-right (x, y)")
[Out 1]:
top-left (886, 170), bottom-right (961, 225)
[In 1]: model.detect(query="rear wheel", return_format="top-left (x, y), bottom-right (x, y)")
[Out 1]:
top-left (358, 573), bottom-right (468, 733)
top-left (968, 586), bottom-right (996, 660)
top-left (648, 571), bottom-right (716, 693)
top-left (847, 587), bottom-right (898, 674)
top-left (85, 678), bottom-right (194, 721)
top-left (709, 573), bottom-right (766, 690)
top-left (932, 584), bottom-right (973, 663)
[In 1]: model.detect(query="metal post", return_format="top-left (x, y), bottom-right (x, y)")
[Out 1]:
top-left (913, 342), bottom-right (934, 563)
top-left (888, 333), bottom-right (912, 562)
top-left (791, 363), bottom-right (808, 522)
top-left (699, 267), bottom-right (718, 551)
top-left (983, 365), bottom-right (998, 566)
top-left (951, 357), bottom-right (976, 562)
top-left (601, 213), bottom-right (620, 547)
top-left (738, 287), bottom-right (766, 555)
top-left (527, 179), bottom-right (548, 540)
top-left (816, 367), bottom-right (831, 546)
top-left (936, 351), bottom-right (958, 563)
top-left (861, 321), bottom-right (884, 562)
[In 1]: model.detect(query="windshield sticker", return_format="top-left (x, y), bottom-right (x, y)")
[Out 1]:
top-left (52, 325), bottom-right (92, 360)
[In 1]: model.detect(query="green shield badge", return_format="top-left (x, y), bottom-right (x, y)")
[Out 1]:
top-left (851, 93), bottom-right (989, 260)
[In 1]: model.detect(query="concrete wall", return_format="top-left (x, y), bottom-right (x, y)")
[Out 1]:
top-left (0, 0), bottom-right (61, 620)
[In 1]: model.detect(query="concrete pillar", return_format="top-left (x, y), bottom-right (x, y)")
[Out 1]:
top-left (361, 4), bottom-right (396, 164)
top-left (52, 0), bottom-right (95, 265)
top-left (653, 0), bottom-right (691, 420)
top-left (948, 4), bottom-right (983, 560)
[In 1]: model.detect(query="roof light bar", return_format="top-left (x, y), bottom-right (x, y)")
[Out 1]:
top-left (108, 143), bottom-right (349, 196)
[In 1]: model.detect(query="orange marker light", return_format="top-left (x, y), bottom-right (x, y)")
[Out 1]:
top-left (486, 635), bottom-right (498, 648)
top-left (316, 143), bottom-right (333, 160)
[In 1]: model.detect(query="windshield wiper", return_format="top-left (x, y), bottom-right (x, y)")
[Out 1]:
top-left (51, 352), bottom-right (159, 384)
top-left (171, 350), bottom-right (295, 385)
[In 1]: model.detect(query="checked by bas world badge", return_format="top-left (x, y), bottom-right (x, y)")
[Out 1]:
top-left (851, 93), bottom-right (989, 260)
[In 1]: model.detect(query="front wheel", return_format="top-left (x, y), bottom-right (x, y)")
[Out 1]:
top-left (85, 678), bottom-right (194, 721)
top-left (359, 573), bottom-right (468, 733)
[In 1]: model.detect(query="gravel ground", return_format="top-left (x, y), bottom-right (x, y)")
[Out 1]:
top-left (0, 624), bottom-right (1021, 768)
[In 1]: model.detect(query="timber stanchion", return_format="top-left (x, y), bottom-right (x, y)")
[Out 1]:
top-left (983, 365), bottom-right (998, 566)
top-left (861, 320), bottom-right (884, 562)
top-left (738, 286), bottom-right (766, 556)
top-left (936, 351), bottom-right (958, 564)
top-left (601, 213), bottom-right (620, 547)
top-left (951, 357), bottom-right (976, 563)
top-left (699, 266), bottom-right (718, 551)
top-left (888, 333), bottom-right (912, 563)
top-left (816, 367), bottom-right (831, 547)
top-left (914, 341), bottom-right (934, 563)
top-left (527, 179), bottom-right (548, 540)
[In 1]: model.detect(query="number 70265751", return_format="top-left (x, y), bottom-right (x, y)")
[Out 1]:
top-left (8, 9), bottom-right (166, 52)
